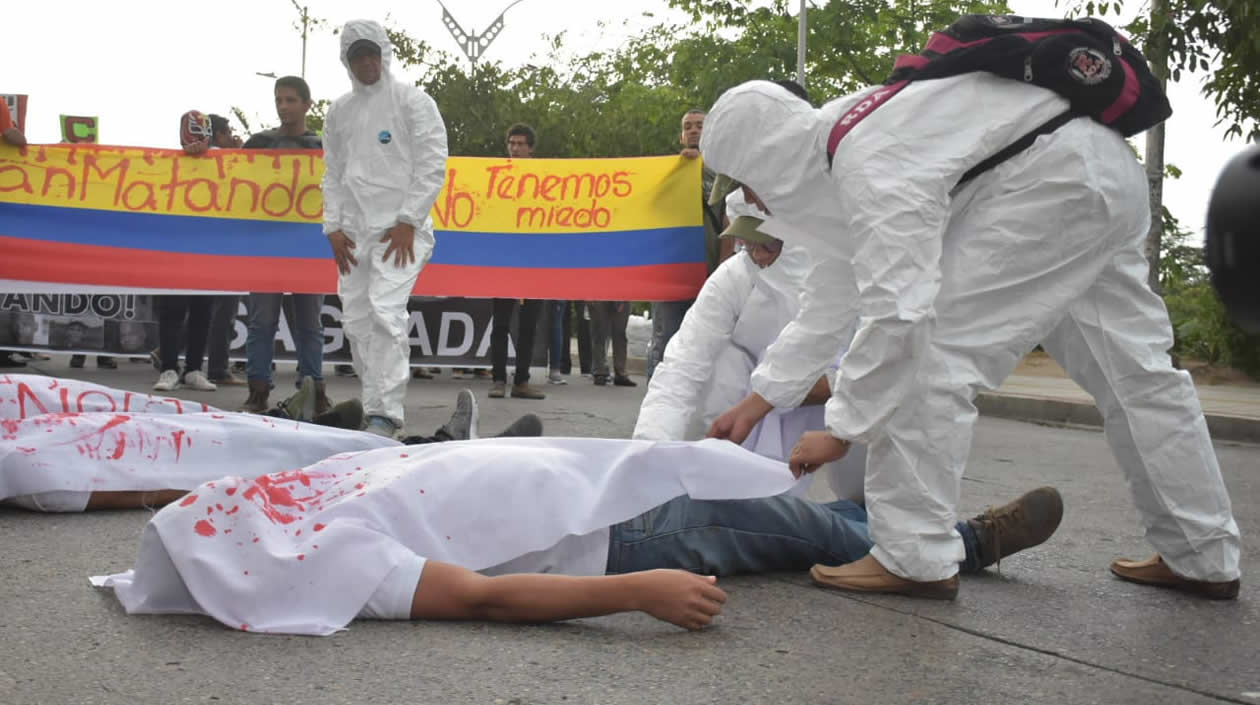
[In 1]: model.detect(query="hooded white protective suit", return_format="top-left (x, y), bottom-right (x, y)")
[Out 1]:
top-left (701, 78), bottom-right (1240, 583)
top-left (322, 20), bottom-right (449, 428)
top-left (634, 193), bottom-right (865, 502)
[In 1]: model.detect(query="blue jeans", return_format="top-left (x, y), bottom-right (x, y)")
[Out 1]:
top-left (647, 299), bottom-right (693, 379)
top-left (246, 293), bottom-right (324, 384)
top-left (606, 495), bottom-right (983, 576)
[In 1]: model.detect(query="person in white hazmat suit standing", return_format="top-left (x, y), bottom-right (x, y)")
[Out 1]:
top-left (633, 190), bottom-right (866, 503)
top-left (700, 76), bottom-right (1241, 601)
top-left (322, 20), bottom-right (450, 438)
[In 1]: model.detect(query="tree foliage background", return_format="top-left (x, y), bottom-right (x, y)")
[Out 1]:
top-left (305, 0), bottom-right (1257, 376)
top-left (384, 0), bottom-right (1008, 157)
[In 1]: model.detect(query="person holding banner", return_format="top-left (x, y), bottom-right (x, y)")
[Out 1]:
top-left (180, 111), bottom-right (247, 388)
top-left (0, 99), bottom-right (25, 149)
top-left (239, 78), bottom-right (329, 415)
top-left (489, 123), bottom-right (547, 401)
top-left (646, 109), bottom-right (721, 382)
top-left (322, 20), bottom-right (449, 439)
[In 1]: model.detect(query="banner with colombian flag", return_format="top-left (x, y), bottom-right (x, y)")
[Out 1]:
top-left (0, 144), bottom-right (706, 301)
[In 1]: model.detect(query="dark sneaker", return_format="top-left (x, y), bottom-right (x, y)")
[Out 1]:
top-left (96, 356), bottom-right (118, 369)
top-left (494, 413), bottom-right (543, 438)
top-left (967, 486), bottom-right (1064, 571)
top-left (313, 399), bottom-right (365, 431)
top-left (511, 383), bottom-right (546, 400)
top-left (69, 355), bottom-right (86, 369)
top-left (613, 375), bottom-right (637, 387)
top-left (593, 374), bottom-right (609, 386)
top-left (489, 381), bottom-right (506, 398)
top-left (1110, 555), bottom-right (1240, 600)
top-left (335, 364), bottom-right (357, 377)
top-left (277, 377), bottom-right (317, 422)
top-left (437, 389), bottom-right (479, 441)
top-left (412, 368), bottom-right (434, 379)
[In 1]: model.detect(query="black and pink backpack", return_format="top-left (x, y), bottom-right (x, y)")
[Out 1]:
top-left (826, 15), bottom-right (1172, 186)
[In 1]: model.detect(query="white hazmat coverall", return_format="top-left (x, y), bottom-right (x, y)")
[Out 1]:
top-left (701, 78), bottom-right (1240, 583)
top-left (634, 194), bottom-right (865, 502)
top-left (322, 19), bottom-right (449, 428)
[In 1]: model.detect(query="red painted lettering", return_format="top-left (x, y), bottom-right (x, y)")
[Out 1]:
top-left (40, 167), bottom-right (76, 198)
top-left (225, 178), bottom-right (260, 211)
top-left (260, 159), bottom-right (301, 217)
top-left (0, 165), bottom-right (33, 194)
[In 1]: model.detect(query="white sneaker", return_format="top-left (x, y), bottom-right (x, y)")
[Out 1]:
top-left (183, 370), bottom-right (217, 391)
top-left (548, 370), bottom-right (568, 385)
top-left (153, 370), bottom-right (180, 391)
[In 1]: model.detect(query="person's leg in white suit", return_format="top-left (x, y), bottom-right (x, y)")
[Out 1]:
top-left (1041, 245), bottom-right (1240, 584)
top-left (338, 231), bottom-right (427, 436)
top-left (859, 121), bottom-right (1239, 588)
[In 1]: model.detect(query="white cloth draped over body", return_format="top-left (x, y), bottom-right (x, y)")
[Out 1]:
top-left (92, 437), bottom-right (798, 636)
top-left (1, 376), bottom-right (398, 509)
top-left (633, 195), bottom-right (865, 502)
top-left (1, 373), bottom-right (218, 420)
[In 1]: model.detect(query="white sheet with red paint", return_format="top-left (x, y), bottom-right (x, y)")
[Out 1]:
top-left (92, 437), bottom-right (797, 636)
top-left (1, 411), bottom-right (399, 501)
top-left (1, 374), bottom-right (218, 420)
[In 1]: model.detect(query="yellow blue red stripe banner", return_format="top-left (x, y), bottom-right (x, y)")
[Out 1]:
top-left (0, 144), bottom-right (706, 300)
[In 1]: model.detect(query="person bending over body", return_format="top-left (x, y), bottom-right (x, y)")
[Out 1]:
top-left (635, 195), bottom-right (863, 501)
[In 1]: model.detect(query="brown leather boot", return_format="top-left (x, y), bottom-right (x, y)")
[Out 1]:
top-left (811, 554), bottom-right (960, 600)
top-left (314, 380), bottom-right (332, 416)
top-left (240, 379), bottom-right (270, 413)
top-left (966, 486), bottom-right (1064, 572)
top-left (1111, 555), bottom-right (1240, 600)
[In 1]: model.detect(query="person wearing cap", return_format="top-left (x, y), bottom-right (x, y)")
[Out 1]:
top-left (699, 78), bottom-right (1240, 600)
top-left (634, 191), bottom-right (865, 503)
top-left (321, 20), bottom-right (450, 439)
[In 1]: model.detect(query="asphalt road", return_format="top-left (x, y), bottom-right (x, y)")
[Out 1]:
top-left (1, 361), bottom-right (1257, 705)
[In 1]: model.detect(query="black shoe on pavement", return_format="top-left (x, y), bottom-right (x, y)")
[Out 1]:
top-left (593, 374), bottom-right (609, 386)
top-left (494, 414), bottom-right (544, 438)
top-left (312, 399), bottom-right (365, 430)
top-left (613, 375), bottom-right (637, 387)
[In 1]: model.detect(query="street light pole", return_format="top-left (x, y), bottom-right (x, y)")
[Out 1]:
top-left (796, 0), bottom-right (807, 87)
top-left (290, 0), bottom-right (309, 78)
top-left (437, 0), bottom-right (528, 66)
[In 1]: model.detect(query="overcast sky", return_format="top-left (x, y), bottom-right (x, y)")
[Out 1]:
top-left (2, 0), bottom-right (1247, 235)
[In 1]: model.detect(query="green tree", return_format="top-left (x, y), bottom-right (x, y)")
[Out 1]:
top-left (1068, 0), bottom-right (1259, 291)
top-left (385, 0), bottom-right (1009, 158)
top-left (1160, 209), bottom-right (1260, 377)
